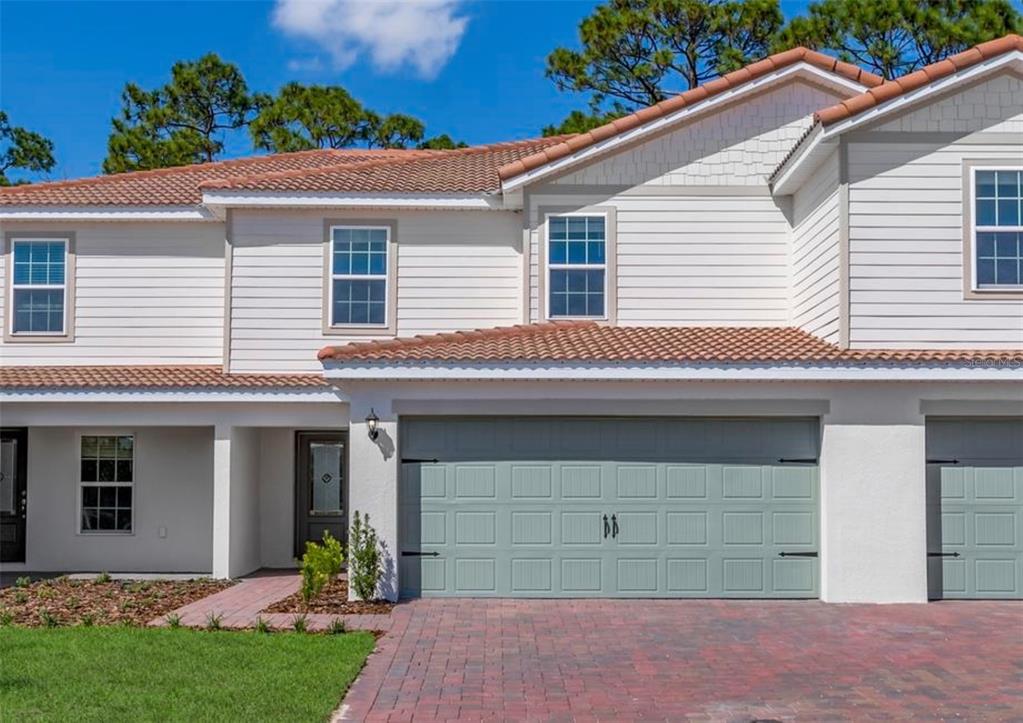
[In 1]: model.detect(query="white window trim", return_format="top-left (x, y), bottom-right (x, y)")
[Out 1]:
top-left (8, 237), bottom-right (69, 337)
top-left (324, 222), bottom-right (398, 335)
top-left (968, 165), bottom-right (1023, 294)
top-left (544, 211), bottom-right (610, 321)
top-left (76, 431), bottom-right (136, 537)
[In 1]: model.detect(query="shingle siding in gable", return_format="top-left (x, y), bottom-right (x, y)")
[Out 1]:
top-left (551, 82), bottom-right (845, 187)
top-left (875, 72), bottom-right (1023, 134)
top-left (791, 151), bottom-right (841, 343)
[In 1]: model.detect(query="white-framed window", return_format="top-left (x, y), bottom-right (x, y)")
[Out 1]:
top-left (972, 168), bottom-right (1022, 289)
top-left (79, 434), bottom-right (134, 534)
top-left (10, 238), bottom-right (68, 334)
top-left (329, 226), bottom-right (389, 326)
top-left (546, 214), bottom-right (607, 318)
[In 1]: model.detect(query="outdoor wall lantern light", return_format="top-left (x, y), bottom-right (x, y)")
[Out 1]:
top-left (366, 408), bottom-right (380, 440)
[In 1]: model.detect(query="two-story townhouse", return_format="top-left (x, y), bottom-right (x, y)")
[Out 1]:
top-left (1, 36), bottom-right (1020, 604)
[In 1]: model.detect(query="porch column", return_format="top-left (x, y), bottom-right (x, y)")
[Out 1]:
top-left (212, 425), bottom-right (261, 579)
top-left (819, 387), bottom-right (928, 603)
top-left (347, 391), bottom-right (399, 601)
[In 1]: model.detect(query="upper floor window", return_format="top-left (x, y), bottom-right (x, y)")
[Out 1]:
top-left (10, 238), bottom-right (69, 335)
top-left (974, 169), bottom-right (1022, 289)
top-left (547, 214), bottom-right (607, 318)
top-left (330, 226), bottom-right (389, 327)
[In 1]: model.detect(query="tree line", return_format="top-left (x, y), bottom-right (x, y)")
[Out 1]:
top-left (2, 0), bottom-right (1018, 184)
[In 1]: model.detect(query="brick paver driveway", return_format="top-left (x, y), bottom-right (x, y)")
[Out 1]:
top-left (340, 599), bottom-right (1023, 721)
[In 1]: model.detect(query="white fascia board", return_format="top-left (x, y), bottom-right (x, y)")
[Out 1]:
top-left (769, 126), bottom-right (835, 195)
top-left (819, 52), bottom-right (1023, 140)
top-left (202, 190), bottom-right (507, 210)
top-left (0, 205), bottom-right (215, 221)
top-left (500, 64), bottom-right (871, 193)
top-left (0, 387), bottom-right (348, 403)
top-left (322, 362), bottom-right (1023, 383)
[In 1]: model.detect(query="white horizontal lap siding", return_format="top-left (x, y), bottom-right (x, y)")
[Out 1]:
top-left (0, 221), bottom-right (225, 364)
top-left (529, 194), bottom-right (791, 326)
top-left (552, 82), bottom-right (845, 187)
top-left (847, 74), bottom-right (1023, 348)
top-left (791, 151), bottom-right (841, 342)
top-left (229, 209), bottom-right (522, 373)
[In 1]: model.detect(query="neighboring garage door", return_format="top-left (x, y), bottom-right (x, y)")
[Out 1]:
top-left (926, 418), bottom-right (1023, 599)
top-left (399, 417), bottom-right (820, 598)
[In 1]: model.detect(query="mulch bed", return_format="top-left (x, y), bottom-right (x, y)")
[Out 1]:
top-left (0, 577), bottom-right (233, 628)
top-left (263, 578), bottom-right (393, 615)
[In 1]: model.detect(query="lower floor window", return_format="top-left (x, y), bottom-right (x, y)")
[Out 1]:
top-left (80, 435), bottom-right (133, 533)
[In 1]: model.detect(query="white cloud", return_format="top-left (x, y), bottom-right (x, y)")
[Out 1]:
top-left (273, 0), bottom-right (469, 79)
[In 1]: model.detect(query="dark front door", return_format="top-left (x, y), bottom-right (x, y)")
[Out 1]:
top-left (1, 429), bottom-right (28, 563)
top-left (295, 432), bottom-right (347, 557)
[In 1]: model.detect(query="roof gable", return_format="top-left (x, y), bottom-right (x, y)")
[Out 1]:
top-left (497, 48), bottom-right (881, 190)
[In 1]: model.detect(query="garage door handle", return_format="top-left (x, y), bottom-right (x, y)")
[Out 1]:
top-left (401, 551), bottom-right (440, 557)
top-left (611, 514), bottom-right (619, 539)
top-left (927, 552), bottom-right (961, 558)
top-left (603, 515), bottom-right (610, 539)
top-left (778, 551), bottom-right (818, 557)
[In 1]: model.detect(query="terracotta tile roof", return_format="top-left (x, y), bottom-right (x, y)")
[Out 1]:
top-left (815, 34), bottom-right (1023, 126)
top-left (0, 365), bottom-right (330, 390)
top-left (198, 137), bottom-right (575, 194)
top-left (0, 138), bottom-right (572, 207)
top-left (318, 322), bottom-right (1023, 365)
top-left (496, 48), bottom-right (883, 184)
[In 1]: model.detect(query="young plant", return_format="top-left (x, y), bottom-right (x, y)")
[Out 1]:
top-left (38, 610), bottom-right (60, 628)
top-left (13, 591), bottom-right (27, 605)
top-left (205, 611), bottom-right (223, 631)
top-left (349, 511), bottom-right (382, 602)
top-left (291, 613), bottom-right (308, 633)
top-left (299, 531), bottom-right (345, 604)
top-left (95, 571), bottom-right (112, 584)
top-left (0, 609), bottom-right (12, 626)
top-left (79, 614), bottom-right (95, 627)
top-left (165, 613), bottom-right (182, 629)
top-left (254, 616), bottom-right (271, 634)
top-left (327, 617), bottom-right (347, 635)
top-left (13, 576), bottom-right (31, 589)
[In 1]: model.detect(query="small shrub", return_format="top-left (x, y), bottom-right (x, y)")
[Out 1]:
top-left (299, 531), bottom-right (345, 604)
top-left (291, 614), bottom-right (308, 633)
top-left (95, 571), bottom-right (112, 583)
top-left (66, 596), bottom-right (80, 611)
top-left (205, 612), bottom-right (223, 631)
top-left (36, 587), bottom-right (54, 600)
top-left (254, 616), bottom-right (271, 633)
top-left (13, 591), bottom-right (27, 605)
top-left (0, 609), bottom-right (12, 626)
top-left (13, 576), bottom-right (31, 589)
top-left (349, 511), bottom-right (382, 601)
top-left (327, 617), bottom-right (347, 635)
top-left (165, 613), bottom-right (182, 628)
top-left (38, 610), bottom-right (60, 628)
top-left (79, 614), bottom-right (95, 627)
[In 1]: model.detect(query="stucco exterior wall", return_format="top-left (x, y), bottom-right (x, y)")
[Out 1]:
top-left (22, 426), bottom-right (214, 572)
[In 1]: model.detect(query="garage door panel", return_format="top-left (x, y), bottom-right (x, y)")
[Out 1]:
top-left (400, 417), bottom-right (819, 598)
top-left (926, 418), bottom-right (1023, 599)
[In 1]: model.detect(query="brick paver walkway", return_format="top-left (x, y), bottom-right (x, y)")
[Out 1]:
top-left (339, 598), bottom-right (1023, 721)
top-left (150, 569), bottom-right (392, 632)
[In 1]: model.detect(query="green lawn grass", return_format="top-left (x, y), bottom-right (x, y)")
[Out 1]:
top-left (0, 626), bottom-right (375, 722)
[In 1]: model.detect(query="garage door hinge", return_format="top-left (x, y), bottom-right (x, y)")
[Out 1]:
top-left (926, 458), bottom-right (959, 465)
top-left (777, 458), bottom-right (817, 464)
top-left (401, 457), bottom-right (439, 464)
top-left (778, 551), bottom-right (818, 557)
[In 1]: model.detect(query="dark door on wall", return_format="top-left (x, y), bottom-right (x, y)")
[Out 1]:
top-left (0, 429), bottom-right (28, 563)
top-left (295, 432), bottom-right (348, 557)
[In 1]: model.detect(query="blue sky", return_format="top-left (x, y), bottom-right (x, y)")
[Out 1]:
top-left (0, 0), bottom-right (827, 181)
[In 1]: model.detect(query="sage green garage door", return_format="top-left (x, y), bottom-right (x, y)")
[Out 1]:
top-left (399, 417), bottom-right (820, 598)
top-left (927, 419), bottom-right (1023, 599)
